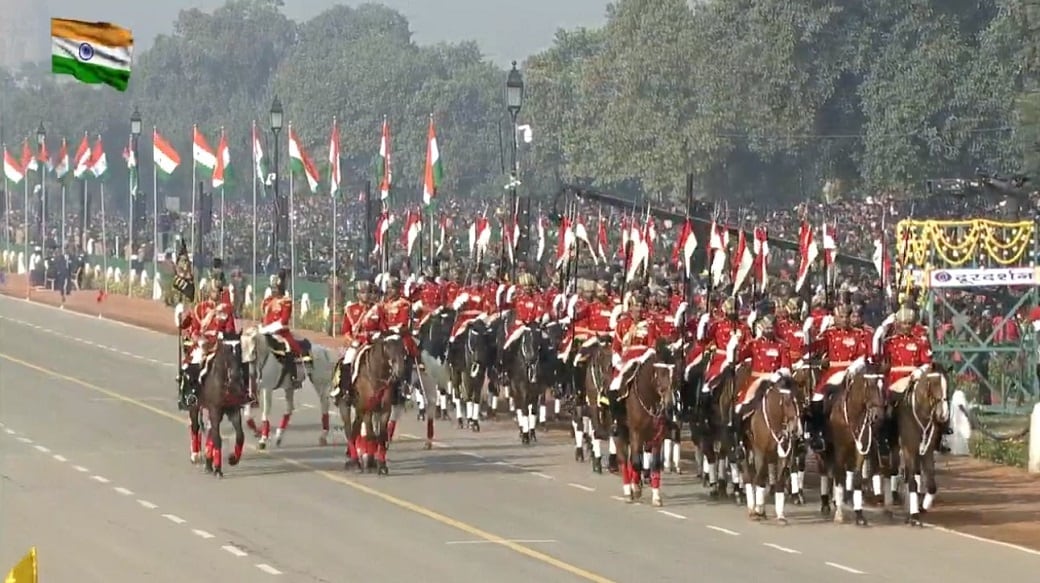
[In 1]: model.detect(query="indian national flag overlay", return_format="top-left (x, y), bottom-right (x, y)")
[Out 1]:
top-left (51, 18), bottom-right (133, 92)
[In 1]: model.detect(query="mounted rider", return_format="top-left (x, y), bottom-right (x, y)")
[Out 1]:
top-left (331, 281), bottom-right (388, 400)
top-left (259, 269), bottom-right (312, 365)
top-left (687, 297), bottom-right (751, 390)
top-left (559, 281), bottom-right (596, 363)
top-left (502, 273), bottom-right (548, 352)
top-left (448, 274), bottom-right (488, 343)
top-left (731, 314), bottom-right (792, 439)
top-left (383, 277), bottom-right (419, 361)
top-left (609, 291), bottom-right (660, 399)
top-left (176, 279), bottom-right (237, 410)
top-left (805, 304), bottom-right (870, 451)
top-left (775, 298), bottom-right (807, 365)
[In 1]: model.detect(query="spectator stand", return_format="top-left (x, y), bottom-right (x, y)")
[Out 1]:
top-left (897, 218), bottom-right (1038, 413)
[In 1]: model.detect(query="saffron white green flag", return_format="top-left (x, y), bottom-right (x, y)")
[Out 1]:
top-left (51, 18), bottom-right (133, 92)
top-left (153, 129), bottom-right (181, 176)
top-left (288, 125), bottom-right (320, 193)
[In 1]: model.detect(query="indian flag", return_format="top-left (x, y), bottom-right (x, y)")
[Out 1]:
top-left (89, 136), bottom-right (108, 178)
top-left (192, 125), bottom-right (216, 174)
top-left (288, 125), bottom-right (320, 193)
top-left (252, 121), bottom-right (269, 188)
top-left (153, 129), bottom-right (180, 176)
top-left (328, 118), bottom-right (341, 198)
top-left (212, 129), bottom-right (231, 189)
top-left (376, 116), bottom-right (391, 200)
top-left (3, 147), bottom-right (24, 184)
top-left (423, 115), bottom-right (443, 206)
top-left (51, 18), bottom-right (133, 92)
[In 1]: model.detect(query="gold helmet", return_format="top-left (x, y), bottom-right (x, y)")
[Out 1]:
top-left (786, 298), bottom-right (801, 315)
top-left (722, 297), bottom-right (737, 315)
top-left (757, 314), bottom-right (776, 335)
top-left (518, 273), bottom-right (537, 287)
top-left (895, 306), bottom-right (917, 325)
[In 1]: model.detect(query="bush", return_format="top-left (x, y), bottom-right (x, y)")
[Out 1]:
top-left (969, 434), bottom-right (1028, 469)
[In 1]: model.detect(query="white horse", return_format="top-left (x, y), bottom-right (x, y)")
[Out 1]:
top-left (240, 327), bottom-right (338, 448)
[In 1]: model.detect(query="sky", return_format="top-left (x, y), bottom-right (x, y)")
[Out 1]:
top-left (32, 0), bottom-right (611, 65)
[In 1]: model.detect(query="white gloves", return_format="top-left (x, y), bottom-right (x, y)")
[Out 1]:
top-left (611, 353), bottom-right (622, 368)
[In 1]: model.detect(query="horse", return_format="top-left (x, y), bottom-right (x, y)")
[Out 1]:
top-left (446, 318), bottom-right (495, 431)
top-left (239, 327), bottom-right (337, 449)
top-left (738, 376), bottom-right (802, 523)
top-left (191, 335), bottom-right (250, 478)
top-left (575, 341), bottom-right (614, 473)
top-left (337, 334), bottom-right (410, 474)
top-left (655, 338), bottom-right (687, 474)
top-left (613, 351), bottom-right (676, 506)
top-left (789, 360), bottom-right (822, 504)
top-left (818, 363), bottom-right (886, 526)
top-left (895, 366), bottom-right (948, 526)
top-left (501, 323), bottom-right (546, 444)
top-left (697, 363), bottom-right (745, 502)
top-left (416, 307), bottom-right (455, 424)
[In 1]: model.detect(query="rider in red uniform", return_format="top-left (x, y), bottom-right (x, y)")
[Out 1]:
top-left (503, 273), bottom-right (547, 351)
top-left (609, 292), bottom-right (660, 397)
top-left (775, 298), bottom-right (807, 364)
top-left (805, 304), bottom-right (870, 451)
top-left (259, 269), bottom-right (311, 364)
top-left (331, 281), bottom-right (388, 400)
top-left (177, 281), bottom-right (237, 410)
top-left (560, 284), bottom-right (595, 363)
top-left (731, 315), bottom-right (792, 440)
top-left (383, 278), bottom-right (418, 359)
top-left (690, 298), bottom-right (750, 388)
top-left (449, 275), bottom-right (488, 343)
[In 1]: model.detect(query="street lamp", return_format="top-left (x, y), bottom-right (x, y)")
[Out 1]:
top-left (505, 62), bottom-right (527, 267)
top-left (269, 96), bottom-right (284, 269)
top-left (35, 122), bottom-right (45, 248)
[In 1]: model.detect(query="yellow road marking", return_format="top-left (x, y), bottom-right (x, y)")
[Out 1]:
top-left (0, 352), bottom-right (615, 583)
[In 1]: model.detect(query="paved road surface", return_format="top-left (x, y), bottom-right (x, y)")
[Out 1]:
top-left (0, 296), bottom-right (1038, 581)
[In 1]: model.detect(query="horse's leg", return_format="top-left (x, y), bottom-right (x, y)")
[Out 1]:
top-left (818, 453), bottom-right (833, 517)
top-left (588, 412), bottom-right (604, 473)
top-left (365, 412), bottom-right (379, 471)
top-left (376, 410), bottom-right (390, 476)
top-left (209, 408), bottom-right (224, 478)
top-left (752, 448), bottom-right (769, 520)
top-left (315, 377), bottom-right (330, 446)
top-left (465, 381), bottom-right (480, 432)
top-left (832, 458), bottom-right (846, 524)
top-left (774, 455), bottom-right (789, 525)
top-left (227, 407), bottom-right (246, 466)
top-left (904, 448), bottom-right (923, 526)
top-left (571, 405), bottom-right (585, 462)
top-left (338, 401), bottom-right (356, 469)
top-left (616, 428), bottom-right (635, 502)
top-left (189, 409), bottom-right (203, 464)
top-left (274, 386), bottom-right (295, 447)
top-left (527, 397), bottom-right (539, 443)
top-left (921, 451), bottom-right (938, 513)
top-left (258, 387), bottom-right (272, 449)
top-left (650, 437), bottom-right (663, 507)
top-left (630, 429), bottom-right (644, 499)
top-left (851, 454), bottom-right (869, 526)
top-left (515, 391), bottom-right (528, 444)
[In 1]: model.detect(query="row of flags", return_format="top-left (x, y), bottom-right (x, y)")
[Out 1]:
top-left (1, 117), bottom-right (445, 207)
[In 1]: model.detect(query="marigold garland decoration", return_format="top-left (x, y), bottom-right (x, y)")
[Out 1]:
top-left (896, 219), bottom-right (1034, 269)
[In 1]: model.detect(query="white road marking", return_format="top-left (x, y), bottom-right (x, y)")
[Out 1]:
top-left (113, 487), bottom-right (134, 496)
top-left (255, 564), bottom-right (282, 575)
top-left (658, 510), bottom-right (686, 520)
top-left (530, 472), bottom-right (554, 480)
top-left (825, 562), bottom-right (865, 575)
top-left (445, 539), bottom-right (557, 545)
top-left (15, 436), bottom-right (32, 443)
top-left (763, 543), bottom-right (800, 554)
top-left (192, 529), bottom-right (215, 539)
top-left (137, 499), bottom-right (158, 509)
top-left (72, 465), bottom-right (89, 472)
top-left (222, 544), bottom-right (248, 557)
top-left (568, 483), bottom-right (595, 492)
top-left (930, 525), bottom-right (1040, 557)
top-left (162, 513), bottom-right (187, 525)
top-left (53, 454), bottom-right (67, 462)
top-left (3, 428), bottom-right (14, 434)
top-left (33, 444), bottom-right (50, 453)
top-left (609, 495), bottom-right (628, 502)
top-left (90, 475), bottom-right (110, 483)
top-left (705, 525), bottom-right (740, 536)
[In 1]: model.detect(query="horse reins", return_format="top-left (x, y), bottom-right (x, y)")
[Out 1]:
top-left (841, 378), bottom-right (875, 456)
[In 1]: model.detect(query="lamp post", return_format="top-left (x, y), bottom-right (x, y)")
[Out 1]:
top-left (129, 107), bottom-right (141, 267)
top-left (505, 62), bottom-right (526, 263)
top-left (270, 96), bottom-right (284, 269)
top-left (35, 122), bottom-right (45, 247)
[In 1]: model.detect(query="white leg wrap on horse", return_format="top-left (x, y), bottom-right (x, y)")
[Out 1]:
top-left (574, 430), bottom-right (584, 449)
top-left (527, 413), bottom-right (537, 432)
top-left (730, 464), bottom-right (741, 485)
top-left (707, 462), bottom-right (718, 485)
top-left (916, 474), bottom-right (923, 491)
top-left (583, 417), bottom-right (593, 435)
top-left (360, 423), bottom-right (368, 437)
top-left (455, 400), bottom-right (463, 420)
top-left (883, 481), bottom-right (894, 507)
top-left (672, 442), bottom-right (681, 468)
top-left (652, 487), bottom-right (661, 504)
top-left (623, 483), bottom-right (632, 497)
top-left (515, 409), bottom-right (525, 430)
top-left (744, 484), bottom-right (755, 510)
top-left (538, 404), bottom-right (547, 423)
top-left (820, 476), bottom-right (831, 497)
top-left (872, 474), bottom-right (882, 496)
top-left (509, 397), bottom-right (515, 411)
top-left (891, 474), bottom-right (901, 492)
top-left (663, 439), bottom-right (674, 468)
top-left (754, 485), bottom-right (766, 508)
top-left (923, 492), bottom-right (935, 511)
top-left (642, 452), bottom-right (651, 471)
top-left (775, 492), bottom-right (786, 518)
top-left (790, 471), bottom-right (802, 494)
top-left (834, 485), bottom-right (845, 511)
top-left (437, 393), bottom-right (446, 410)
top-left (490, 395), bottom-right (498, 411)
top-left (853, 489), bottom-right (864, 511)
top-left (909, 492), bottom-right (920, 515)
top-left (554, 399), bottom-right (561, 415)
top-left (702, 458), bottom-right (711, 475)
top-left (845, 470), bottom-right (854, 491)
top-left (608, 437), bottom-right (617, 455)
top-left (591, 439), bottom-right (602, 458)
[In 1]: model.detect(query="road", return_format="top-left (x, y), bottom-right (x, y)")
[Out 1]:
top-left (0, 295), bottom-right (1037, 581)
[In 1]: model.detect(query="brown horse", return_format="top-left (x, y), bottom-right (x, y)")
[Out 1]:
top-left (895, 368), bottom-right (948, 526)
top-left (697, 363), bottom-right (745, 502)
top-left (738, 376), bottom-right (802, 523)
top-left (789, 361), bottom-right (822, 504)
top-left (576, 343), bottom-right (614, 474)
top-left (614, 352), bottom-right (676, 506)
top-left (192, 336), bottom-right (250, 478)
top-left (336, 335), bottom-right (409, 475)
top-left (819, 364), bottom-right (885, 525)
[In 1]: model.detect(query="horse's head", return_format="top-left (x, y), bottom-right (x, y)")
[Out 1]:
top-left (914, 367), bottom-right (949, 425)
top-left (790, 362), bottom-right (819, 407)
top-left (652, 360), bottom-right (678, 409)
top-left (377, 333), bottom-right (409, 384)
top-left (847, 365), bottom-right (885, 429)
top-left (465, 319), bottom-right (494, 371)
top-left (214, 334), bottom-right (246, 391)
top-left (769, 376), bottom-right (803, 437)
top-left (517, 323), bottom-right (544, 383)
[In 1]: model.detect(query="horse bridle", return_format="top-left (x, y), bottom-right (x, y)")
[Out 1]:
top-left (762, 383), bottom-right (798, 459)
top-left (910, 372), bottom-right (945, 456)
top-left (842, 374), bottom-right (882, 456)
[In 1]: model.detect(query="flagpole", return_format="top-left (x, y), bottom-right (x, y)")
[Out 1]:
top-left (152, 128), bottom-right (159, 289)
top-left (127, 140), bottom-right (134, 297)
top-left (190, 125), bottom-right (197, 261)
top-left (60, 182), bottom-right (66, 252)
top-left (219, 185), bottom-right (225, 259)
top-left (251, 120), bottom-right (258, 317)
top-left (100, 180), bottom-right (109, 299)
top-left (288, 123), bottom-right (296, 329)
top-left (23, 172), bottom-right (29, 290)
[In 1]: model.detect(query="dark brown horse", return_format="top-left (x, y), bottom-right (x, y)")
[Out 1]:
top-left (576, 343), bottom-right (614, 474)
top-left (697, 363), bottom-right (745, 502)
top-left (614, 352), bottom-right (676, 506)
top-left (738, 376), bottom-right (802, 524)
top-left (336, 334), bottom-right (408, 475)
top-left (191, 336), bottom-right (249, 478)
top-left (819, 364), bottom-right (885, 525)
top-left (895, 368), bottom-right (948, 526)
top-left (789, 361), bottom-right (822, 504)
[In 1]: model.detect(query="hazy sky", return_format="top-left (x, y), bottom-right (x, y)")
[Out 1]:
top-left (38, 0), bottom-right (611, 65)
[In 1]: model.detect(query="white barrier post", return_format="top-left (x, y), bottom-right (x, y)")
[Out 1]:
top-left (1029, 403), bottom-right (1040, 474)
top-left (948, 390), bottom-right (971, 456)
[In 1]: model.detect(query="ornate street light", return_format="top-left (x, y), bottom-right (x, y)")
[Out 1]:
top-left (506, 61), bottom-right (524, 119)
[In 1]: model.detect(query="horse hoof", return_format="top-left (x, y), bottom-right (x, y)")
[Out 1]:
top-left (796, 493), bottom-right (806, 506)
top-left (457, 419), bottom-right (464, 429)
top-left (228, 455), bottom-right (240, 467)
top-left (907, 513), bottom-right (923, 527)
top-left (378, 464), bottom-right (389, 476)
top-left (833, 513), bottom-right (845, 524)
top-left (190, 453), bottom-right (200, 464)
top-left (214, 469), bottom-right (223, 478)
top-left (777, 517), bottom-right (789, 526)
top-left (855, 515), bottom-right (869, 527)
top-left (319, 435), bottom-right (329, 447)
top-left (275, 437), bottom-right (283, 447)
top-left (257, 441), bottom-right (267, 451)
top-left (651, 498), bottom-right (663, 507)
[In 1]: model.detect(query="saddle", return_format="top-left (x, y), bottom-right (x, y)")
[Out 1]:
top-left (264, 334), bottom-right (311, 363)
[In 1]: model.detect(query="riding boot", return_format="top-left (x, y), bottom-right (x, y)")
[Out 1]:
top-left (729, 412), bottom-right (745, 461)
top-left (181, 364), bottom-right (201, 409)
top-left (809, 400), bottom-right (826, 452)
top-left (177, 369), bottom-right (189, 411)
top-left (331, 363), bottom-right (352, 400)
